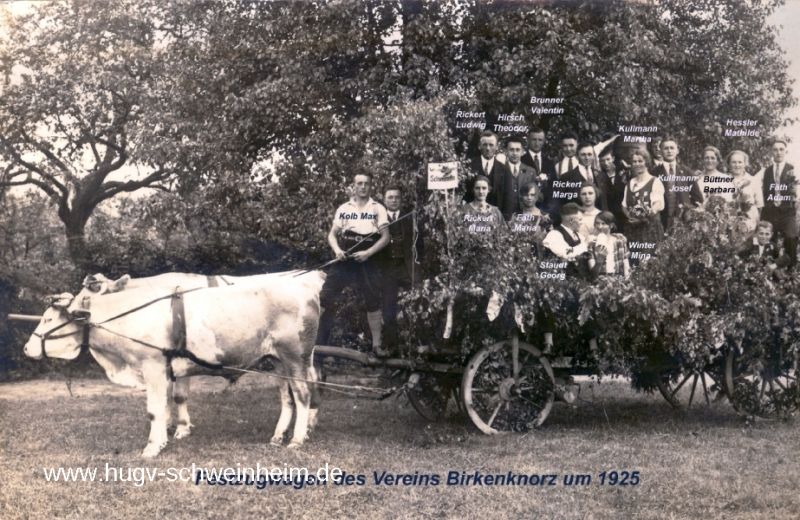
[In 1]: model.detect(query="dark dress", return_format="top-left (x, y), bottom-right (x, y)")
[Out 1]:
top-left (624, 176), bottom-right (664, 249)
top-left (510, 212), bottom-right (550, 257)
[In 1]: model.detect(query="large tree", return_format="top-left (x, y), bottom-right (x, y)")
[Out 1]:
top-left (0, 0), bottom-right (175, 270)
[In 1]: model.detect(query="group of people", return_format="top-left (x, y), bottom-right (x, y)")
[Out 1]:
top-left (465, 128), bottom-right (797, 278)
top-left (316, 130), bottom-right (795, 356)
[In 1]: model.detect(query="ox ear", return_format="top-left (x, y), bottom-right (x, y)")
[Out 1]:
top-left (83, 273), bottom-right (111, 294)
top-left (107, 275), bottom-right (131, 293)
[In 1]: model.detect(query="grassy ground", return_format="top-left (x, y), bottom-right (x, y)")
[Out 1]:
top-left (1, 376), bottom-right (798, 520)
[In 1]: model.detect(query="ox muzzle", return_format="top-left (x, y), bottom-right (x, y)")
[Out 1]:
top-left (29, 309), bottom-right (91, 359)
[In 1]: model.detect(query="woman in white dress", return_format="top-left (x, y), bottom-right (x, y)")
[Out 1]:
top-left (727, 150), bottom-right (762, 232)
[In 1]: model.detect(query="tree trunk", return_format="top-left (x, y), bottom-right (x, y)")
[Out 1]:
top-left (64, 217), bottom-right (95, 274)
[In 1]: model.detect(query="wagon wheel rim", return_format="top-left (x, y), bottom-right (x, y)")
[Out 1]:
top-left (461, 340), bottom-right (555, 434)
top-left (724, 347), bottom-right (800, 419)
top-left (656, 368), bottom-right (724, 410)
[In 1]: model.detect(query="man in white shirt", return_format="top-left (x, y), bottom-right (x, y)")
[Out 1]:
top-left (558, 142), bottom-right (607, 210)
top-left (541, 203), bottom-right (606, 352)
top-left (317, 172), bottom-right (390, 355)
top-left (555, 133), bottom-right (579, 178)
top-left (543, 203), bottom-right (589, 262)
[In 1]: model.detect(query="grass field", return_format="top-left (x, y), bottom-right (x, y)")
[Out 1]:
top-left (1, 374), bottom-right (799, 520)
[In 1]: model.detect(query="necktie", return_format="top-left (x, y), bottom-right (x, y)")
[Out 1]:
top-left (389, 212), bottom-right (397, 223)
top-left (513, 165), bottom-right (518, 176)
top-left (774, 164), bottom-right (782, 207)
top-left (533, 155), bottom-right (540, 174)
top-left (568, 158), bottom-right (574, 172)
top-left (670, 164), bottom-right (674, 177)
top-left (484, 160), bottom-right (489, 174)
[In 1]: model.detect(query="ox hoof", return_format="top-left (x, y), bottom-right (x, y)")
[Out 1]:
top-left (174, 427), bottom-right (192, 439)
top-left (141, 443), bottom-right (166, 458)
top-left (287, 441), bottom-right (303, 449)
top-left (270, 436), bottom-right (283, 446)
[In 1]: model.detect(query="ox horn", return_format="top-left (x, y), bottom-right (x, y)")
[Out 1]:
top-left (47, 293), bottom-right (75, 309)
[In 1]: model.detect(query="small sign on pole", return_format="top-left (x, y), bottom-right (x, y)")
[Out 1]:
top-left (427, 162), bottom-right (458, 190)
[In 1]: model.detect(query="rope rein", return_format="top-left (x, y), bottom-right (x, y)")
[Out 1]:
top-left (89, 322), bottom-right (402, 399)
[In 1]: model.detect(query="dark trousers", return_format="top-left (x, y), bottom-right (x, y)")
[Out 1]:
top-left (380, 257), bottom-right (407, 349)
top-left (316, 258), bottom-right (383, 346)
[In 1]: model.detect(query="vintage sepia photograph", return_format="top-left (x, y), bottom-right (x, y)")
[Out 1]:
top-left (2, 0), bottom-right (800, 518)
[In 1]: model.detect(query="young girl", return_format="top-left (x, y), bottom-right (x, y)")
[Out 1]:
top-left (588, 211), bottom-right (631, 278)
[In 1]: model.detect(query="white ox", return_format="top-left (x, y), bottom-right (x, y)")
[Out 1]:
top-left (24, 271), bottom-right (325, 457)
top-left (78, 272), bottom-right (306, 439)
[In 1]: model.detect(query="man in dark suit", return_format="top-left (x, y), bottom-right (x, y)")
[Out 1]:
top-left (650, 137), bottom-right (703, 230)
top-left (521, 127), bottom-right (557, 206)
top-left (494, 135), bottom-right (537, 220)
top-left (760, 140), bottom-right (797, 269)
top-left (467, 130), bottom-right (510, 205)
top-left (558, 142), bottom-right (608, 211)
top-left (596, 147), bottom-right (628, 228)
top-left (379, 186), bottom-right (424, 351)
top-left (554, 132), bottom-right (580, 178)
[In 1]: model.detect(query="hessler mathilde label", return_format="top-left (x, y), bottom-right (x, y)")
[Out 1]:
top-left (724, 119), bottom-right (759, 137)
top-left (455, 110), bottom-right (486, 130)
top-left (530, 97), bottom-right (565, 115)
top-left (618, 125), bottom-right (657, 143)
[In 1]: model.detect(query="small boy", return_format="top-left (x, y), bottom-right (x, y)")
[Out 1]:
top-left (739, 221), bottom-right (789, 269)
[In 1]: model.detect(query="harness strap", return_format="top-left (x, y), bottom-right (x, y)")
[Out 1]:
top-left (171, 286), bottom-right (188, 355)
top-left (96, 287), bottom-right (206, 326)
top-left (207, 275), bottom-right (233, 287)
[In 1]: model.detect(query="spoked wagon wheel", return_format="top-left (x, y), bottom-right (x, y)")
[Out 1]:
top-left (656, 367), bottom-right (725, 410)
top-left (406, 372), bottom-right (459, 422)
top-left (724, 346), bottom-right (800, 418)
top-left (461, 337), bottom-right (555, 434)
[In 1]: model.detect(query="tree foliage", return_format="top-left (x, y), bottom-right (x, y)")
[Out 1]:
top-left (0, 0), bottom-right (797, 376)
